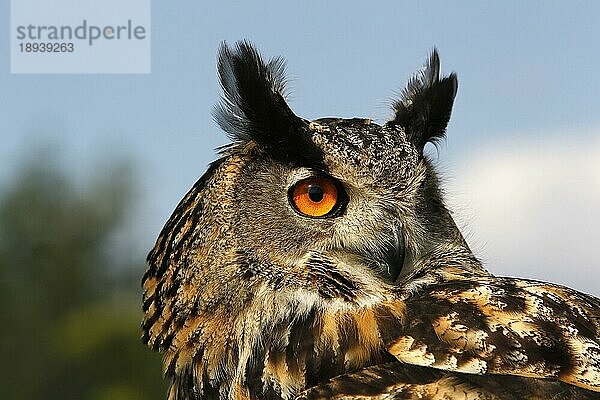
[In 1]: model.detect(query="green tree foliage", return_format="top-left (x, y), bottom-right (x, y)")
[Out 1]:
top-left (0, 157), bottom-right (166, 399)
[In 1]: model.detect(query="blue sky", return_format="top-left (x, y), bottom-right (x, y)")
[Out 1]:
top-left (1, 1), bottom-right (599, 294)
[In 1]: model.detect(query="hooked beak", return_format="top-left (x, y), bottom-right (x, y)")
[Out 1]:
top-left (383, 224), bottom-right (405, 282)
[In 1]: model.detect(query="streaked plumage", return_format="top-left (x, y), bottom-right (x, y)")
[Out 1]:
top-left (142, 41), bottom-right (600, 399)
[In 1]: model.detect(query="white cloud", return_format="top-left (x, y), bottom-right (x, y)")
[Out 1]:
top-left (445, 130), bottom-right (600, 296)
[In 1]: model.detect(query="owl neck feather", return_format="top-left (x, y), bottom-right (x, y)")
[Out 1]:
top-left (168, 250), bottom-right (483, 400)
top-left (165, 280), bottom-right (407, 399)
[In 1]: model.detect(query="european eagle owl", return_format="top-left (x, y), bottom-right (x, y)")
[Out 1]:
top-left (142, 41), bottom-right (600, 399)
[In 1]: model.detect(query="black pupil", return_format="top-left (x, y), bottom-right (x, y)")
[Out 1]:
top-left (307, 185), bottom-right (324, 202)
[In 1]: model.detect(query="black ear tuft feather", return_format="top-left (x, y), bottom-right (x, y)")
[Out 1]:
top-left (213, 41), bottom-right (306, 154)
top-left (388, 49), bottom-right (458, 151)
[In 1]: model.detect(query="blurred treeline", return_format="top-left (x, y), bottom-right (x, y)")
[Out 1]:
top-left (0, 156), bottom-right (167, 399)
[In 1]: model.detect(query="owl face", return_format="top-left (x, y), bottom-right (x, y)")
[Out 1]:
top-left (227, 118), bottom-right (425, 286)
top-left (206, 41), bottom-right (461, 291)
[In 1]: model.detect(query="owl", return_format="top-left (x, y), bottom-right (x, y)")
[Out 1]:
top-left (142, 41), bottom-right (600, 399)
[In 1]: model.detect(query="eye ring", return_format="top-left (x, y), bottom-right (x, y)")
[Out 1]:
top-left (288, 176), bottom-right (346, 218)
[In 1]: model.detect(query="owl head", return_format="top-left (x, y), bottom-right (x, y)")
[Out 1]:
top-left (142, 41), bottom-right (482, 396)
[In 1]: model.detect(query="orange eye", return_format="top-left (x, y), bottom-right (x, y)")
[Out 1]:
top-left (290, 177), bottom-right (340, 217)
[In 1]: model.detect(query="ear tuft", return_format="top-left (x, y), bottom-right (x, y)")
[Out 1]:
top-left (213, 41), bottom-right (303, 150)
top-left (388, 49), bottom-right (458, 151)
